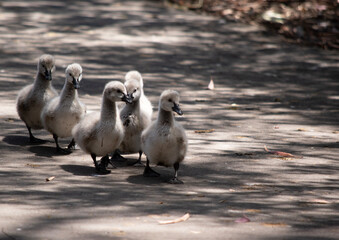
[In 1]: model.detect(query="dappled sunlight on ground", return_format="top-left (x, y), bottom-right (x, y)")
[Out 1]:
top-left (0, 0), bottom-right (339, 239)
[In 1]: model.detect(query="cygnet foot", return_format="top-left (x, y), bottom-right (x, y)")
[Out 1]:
top-left (56, 146), bottom-right (72, 154)
top-left (143, 165), bottom-right (160, 177)
top-left (168, 177), bottom-right (184, 184)
top-left (96, 165), bottom-right (111, 175)
top-left (67, 138), bottom-right (76, 150)
top-left (111, 151), bottom-right (127, 162)
top-left (27, 126), bottom-right (46, 144)
top-left (107, 159), bottom-right (117, 169)
top-left (97, 156), bottom-right (111, 174)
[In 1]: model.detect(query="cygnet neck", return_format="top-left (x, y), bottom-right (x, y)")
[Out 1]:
top-left (125, 98), bottom-right (140, 113)
top-left (101, 96), bottom-right (118, 122)
top-left (34, 72), bottom-right (52, 90)
top-left (157, 107), bottom-right (174, 126)
top-left (60, 80), bottom-right (77, 101)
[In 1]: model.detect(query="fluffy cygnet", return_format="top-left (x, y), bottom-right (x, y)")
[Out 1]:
top-left (112, 70), bottom-right (153, 163)
top-left (124, 70), bottom-right (152, 119)
top-left (72, 81), bottom-right (132, 174)
top-left (16, 54), bottom-right (57, 142)
top-left (116, 79), bottom-right (152, 165)
top-left (41, 63), bottom-right (86, 152)
top-left (141, 90), bottom-right (187, 184)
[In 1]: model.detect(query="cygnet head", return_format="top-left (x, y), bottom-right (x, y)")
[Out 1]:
top-left (125, 70), bottom-right (143, 88)
top-left (65, 63), bottom-right (82, 89)
top-left (125, 80), bottom-right (141, 102)
top-left (159, 90), bottom-right (183, 115)
top-left (38, 54), bottom-right (55, 81)
top-left (104, 81), bottom-right (132, 104)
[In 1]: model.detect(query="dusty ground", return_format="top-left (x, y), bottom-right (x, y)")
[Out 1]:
top-left (0, 0), bottom-right (339, 239)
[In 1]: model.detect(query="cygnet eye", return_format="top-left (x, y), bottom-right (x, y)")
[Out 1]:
top-left (133, 88), bottom-right (137, 93)
top-left (69, 73), bottom-right (72, 77)
top-left (168, 99), bottom-right (172, 102)
top-left (117, 89), bottom-right (122, 94)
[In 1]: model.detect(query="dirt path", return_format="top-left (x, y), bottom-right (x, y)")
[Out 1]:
top-left (0, 0), bottom-right (338, 239)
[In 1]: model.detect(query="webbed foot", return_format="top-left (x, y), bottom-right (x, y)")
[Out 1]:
top-left (67, 138), bottom-right (76, 150)
top-left (56, 146), bottom-right (72, 154)
top-left (143, 165), bottom-right (160, 177)
top-left (110, 151), bottom-right (127, 162)
top-left (168, 177), bottom-right (184, 184)
top-left (95, 165), bottom-right (111, 175)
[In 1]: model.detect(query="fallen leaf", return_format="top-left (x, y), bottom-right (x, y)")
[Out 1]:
top-left (208, 78), bottom-right (214, 90)
top-left (297, 128), bottom-right (307, 131)
top-left (158, 213), bottom-right (190, 225)
top-left (234, 215), bottom-right (250, 223)
top-left (245, 209), bottom-right (261, 213)
top-left (194, 129), bottom-right (214, 133)
top-left (264, 145), bottom-right (303, 158)
top-left (46, 176), bottom-right (55, 182)
top-left (230, 103), bottom-right (239, 110)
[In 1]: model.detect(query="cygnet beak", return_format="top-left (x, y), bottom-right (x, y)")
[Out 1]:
top-left (172, 103), bottom-right (183, 115)
top-left (122, 93), bottom-right (133, 104)
top-left (45, 70), bottom-right (52, 81)
top-left (128, 93), bottom-right (134, 101)
top-left (73, 78), bottom-right (80, 89)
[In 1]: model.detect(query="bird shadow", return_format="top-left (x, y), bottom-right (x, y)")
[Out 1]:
top-left (61, 164), bottom-right (95, 176)
top-left (126, 172), bottom-right (174, 185)
top-left (2, 135), bottom-right (49, 146)
top-left (28, 145), bottom-right (71, 158)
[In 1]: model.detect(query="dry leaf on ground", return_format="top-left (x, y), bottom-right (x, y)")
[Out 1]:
top-left (158, 213), bottom-right (190, 225)
top-left (46, 176), bottom-right (55, 182)
top-left (208, 78), bottom-right (214, 90)
top-left (234, 215), bottom-right (250, 223)
top-left (264, 145), bottom-right (303, 158)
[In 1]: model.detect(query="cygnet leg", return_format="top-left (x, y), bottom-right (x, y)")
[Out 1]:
top-left (143, 158), bottom-right (160, 177)
top-left (129, 151), bottom-right (144, 167)
top-left (53, 134), bottom-right (70, 154)
top-left (91, 154), bottom-right (111, 174)
top-left (168, 162), bottom-right (183, 184)
top-left (26, 124), bottom-right (44, 143)
top-left (67, 138), bottom-right (76, 150)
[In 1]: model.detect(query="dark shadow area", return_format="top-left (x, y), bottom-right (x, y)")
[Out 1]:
top-left (0, 0), bottom-right (338, 239)
top-left (61, 164), bottom-right (95, 176)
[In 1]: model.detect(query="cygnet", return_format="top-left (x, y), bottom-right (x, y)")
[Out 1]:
top-left (16, 54), bottom-right (57, 142)
top-left (141, 90), bottom-right (187, 184)
top-left (72, 81), bottom-right (132, 174)
top-left (41, 63), bottom-right (86, 152)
